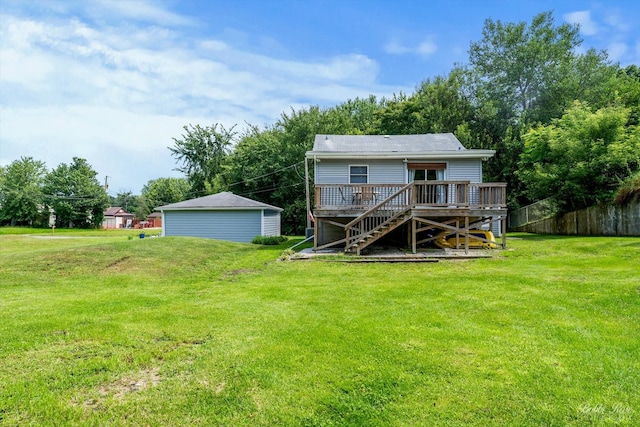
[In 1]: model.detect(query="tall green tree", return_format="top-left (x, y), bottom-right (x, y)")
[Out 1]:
top-left (169, 123), bottom-right (236, 196)
top-left (219, 98), bottom-right (383, 234)
top-left (616, 65), bottom-right (640, 125)
top-left (518, 101), bottom-right (640, 212)
top-left (140, 177), bottom-right (191, 217)
top-left (0, 157), bottom-right (48, 226)
top-left (110, 191), bottom-right (140, 216)
top-left (374, 71), bottom-right (473, 135)
top-left (468, 11), bottom-right (582, 124)
top-left (462, 11), bottom-right (620, 207)
top-left (43, 158), bottom-right (109, 228)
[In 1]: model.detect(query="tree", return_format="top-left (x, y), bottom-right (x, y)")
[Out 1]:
top-left (169, 123), bottom-right (236, 196)
top-left (218, 98), bottom-right (384, 234)
top-left (468, 11), bottom-right (582, 124)
top-left (518, 101), bottom-right (640, 212)
top-left (374, 71), bottom-right (473, 135)
top-left (615, 65), bottom-right (640, 126)
top-left (140, 177), bottom-right (191, 217)
top-left (110, 191), bottom-right (141, 217)
top-left (221, 125), bottom-right (306, 235)
top-left (43, 158), bottom-right (109, 228)
top-left (0, 157), bottom-right (48, 226)
top-left (462, 12), bottom-right (622, 207)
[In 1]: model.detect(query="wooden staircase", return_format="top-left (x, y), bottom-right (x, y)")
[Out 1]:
top-left (345, 212), bottom-right (411, 254)
top-left (344, 183), bottom-right (413, 255)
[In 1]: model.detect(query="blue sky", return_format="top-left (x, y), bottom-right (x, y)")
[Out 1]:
top-left (1, 0), bottom-right (638, 196)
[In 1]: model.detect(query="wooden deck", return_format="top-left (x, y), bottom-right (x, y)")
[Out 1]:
top-left (312, 181), bottom-right (507, 254)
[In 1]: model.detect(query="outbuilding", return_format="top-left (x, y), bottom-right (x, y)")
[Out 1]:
top-left (156, 192), bottom-right (283, 242)
top-left (102, 207), bottom-right (135, 229)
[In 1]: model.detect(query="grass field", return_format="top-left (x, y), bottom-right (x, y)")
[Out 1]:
top-left (0, 229), bottom-right (638, 426)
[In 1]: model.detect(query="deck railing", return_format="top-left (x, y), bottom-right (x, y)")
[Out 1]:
top-left (314, 184), bottom-right (406, 210)
top-left (472, 183), bottom-right (508, 209)
top-left (315, 181), bottom-right (507, 210)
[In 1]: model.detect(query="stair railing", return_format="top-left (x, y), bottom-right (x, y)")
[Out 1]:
top-left (345, 182), bottom-right (413, 251)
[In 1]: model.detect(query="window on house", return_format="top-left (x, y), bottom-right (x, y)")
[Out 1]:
top-left (349, 165), bottom-right (368, 184)
top-left (413, 170), bottom-right (438, 180)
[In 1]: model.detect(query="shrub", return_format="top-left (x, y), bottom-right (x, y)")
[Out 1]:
top-left (278, 248), bottom-right (296, 261)
top-left (251, 235), bottom-right (288, 245)
top-left (614, 171), bottom-right (640, 205)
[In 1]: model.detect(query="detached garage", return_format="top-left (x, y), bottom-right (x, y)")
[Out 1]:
top-left (157, 192), bottom-right (283, 242)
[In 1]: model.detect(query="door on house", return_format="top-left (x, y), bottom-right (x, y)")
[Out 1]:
top-left (408, 163), bottom-right (446, 204)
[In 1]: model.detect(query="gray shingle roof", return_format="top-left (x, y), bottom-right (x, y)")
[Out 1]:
top-left (104, 207), bottom-right (133, 216)
top-left (311, 133), bottom-right (466, 153)
top-left (156, 192), bottom-right (283, 211)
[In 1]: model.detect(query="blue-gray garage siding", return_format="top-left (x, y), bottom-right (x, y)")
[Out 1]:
top-left (263, 210), bottom-right (281, 236)
top-left (164, 210), bottom-right (262, 242)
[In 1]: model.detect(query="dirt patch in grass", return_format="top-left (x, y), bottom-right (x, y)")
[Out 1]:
top-left (104, 256), bottom-right (131, 270)
top-left (81, 367), bottom-right (161, 410)
top-left (222, 269), bottom-right (259, 280)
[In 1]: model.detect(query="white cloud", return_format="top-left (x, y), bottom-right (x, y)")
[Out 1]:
top-left (91, 0), bottom-right (195, 27)
top-left (0, 9), bottom-right (406, 193)
top-left (417, 40), bottom-right (437, 56)
top-left (564, 10), bottom-right (598, 36)
top-left (384, 39), bottom-right (410, 55)
top-left (384, 36), bottom-right (437, 58)
top-left (603, 10), bottom-right (629, 32)
top-left (607, 41), bottom-right (628, 62)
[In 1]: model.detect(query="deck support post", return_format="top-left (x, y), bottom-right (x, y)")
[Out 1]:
top-left (501, 215), bottom-right (507, 249)
top-left (465, 216), bottom-right (469, 255)
top-left (412, 218), bottom-right (417, 254)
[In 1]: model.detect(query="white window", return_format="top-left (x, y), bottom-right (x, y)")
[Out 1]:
top-left (349, 165), bottom-right (368, 184)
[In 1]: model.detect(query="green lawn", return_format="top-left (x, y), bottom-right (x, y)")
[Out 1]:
top-left (0, 231), bottom-right (638, 426)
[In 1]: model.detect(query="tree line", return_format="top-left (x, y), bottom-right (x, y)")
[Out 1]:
top-left (2, 12), bottom-right (639, 232)
top-left (0, 157), bottom-right (109, 228)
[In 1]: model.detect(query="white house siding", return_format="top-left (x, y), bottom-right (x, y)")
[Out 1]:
top-left (317, 158), bottom-right (485, 184)
top-left (262, 210), bottom-right (281, 236)
top-left (164, 210), bottom-right (262, 242)
top-left (315, 159), bottom-right (406, 184)
top-left (447, 159), bottom-right (482, 182)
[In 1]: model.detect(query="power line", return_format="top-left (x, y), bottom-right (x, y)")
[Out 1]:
top-left (236, 181), bottom-right (303, 197)
top-left (225, 161), bottom-right (305, 188)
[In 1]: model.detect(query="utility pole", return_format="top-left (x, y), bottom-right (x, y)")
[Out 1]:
top-left (104, 176), bottom-right (109, 191)
top-left (305, 158), bottom-right (311, 230)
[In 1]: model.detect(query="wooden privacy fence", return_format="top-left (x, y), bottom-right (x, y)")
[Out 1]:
top-left (510, 201), bottom-right (640, 236)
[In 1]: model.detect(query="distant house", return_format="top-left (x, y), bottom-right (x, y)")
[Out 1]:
top-left (156, 192), bottom-right (283, 242)
top-left (102, 207), bottom-right (135, 229)
top-left (305, 133), bottom-right (507, 253)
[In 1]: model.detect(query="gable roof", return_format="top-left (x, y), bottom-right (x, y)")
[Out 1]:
top-left (156, 192), bottom-right (283, 212)
top-left (306, 133), bottom-right (495, 160)
top-left (104, 207), bottom-right (134, 217)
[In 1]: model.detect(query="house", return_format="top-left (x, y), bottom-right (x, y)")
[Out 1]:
top-left (304, 133), bottom-right (507, 254)
top-left (102, 207), bottom-right (135, 229)
top-left (156, 192), bottom-right (283, 242)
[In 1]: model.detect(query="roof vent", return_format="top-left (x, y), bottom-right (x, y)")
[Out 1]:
top-left (384, 135), bottom-right (390, 138)
top-left (325, 135), bottom-right (329, 140)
